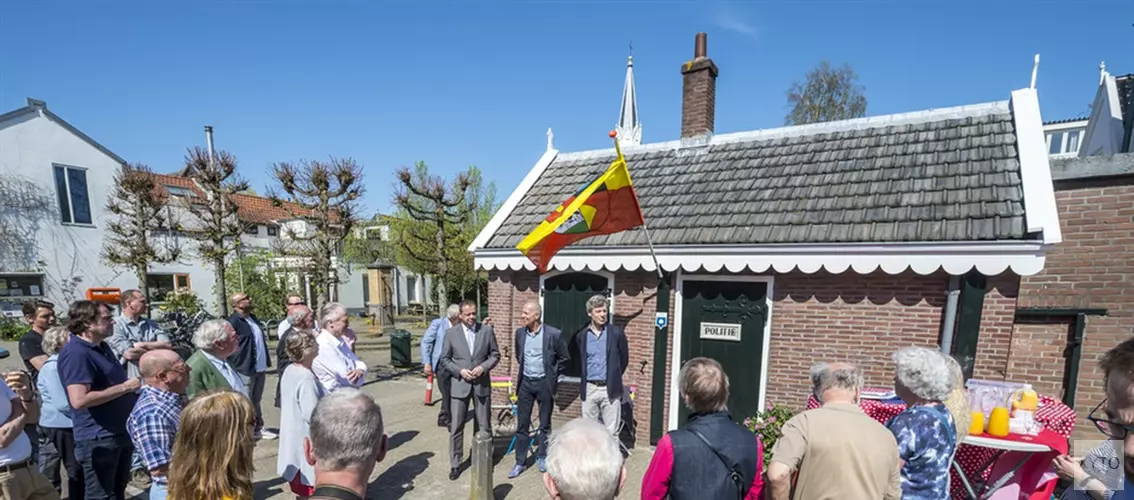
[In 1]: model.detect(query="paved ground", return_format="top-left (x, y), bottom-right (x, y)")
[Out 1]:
top-left (0, 336), bottom-right (655, 499)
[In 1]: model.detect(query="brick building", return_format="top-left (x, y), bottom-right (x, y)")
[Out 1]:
top-left (469, 33), bottom-right (1063, 446)
top-left (1011, 153), bottom-right (1134, 440)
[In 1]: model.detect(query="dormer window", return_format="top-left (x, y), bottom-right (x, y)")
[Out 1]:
top-left (165, 185), bottom-right (196, 198)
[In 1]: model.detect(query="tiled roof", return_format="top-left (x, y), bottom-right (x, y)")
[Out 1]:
top-left (151, 173), bottom-right (310, 225)
top-left (484, 102), bottom-right (1031, 249)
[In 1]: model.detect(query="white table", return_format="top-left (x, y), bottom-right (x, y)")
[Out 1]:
top-left (953, 435), bottom-right (1054, 500)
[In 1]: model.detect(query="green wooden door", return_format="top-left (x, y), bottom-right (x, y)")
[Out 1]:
top-left (542, 273), bottom-right (610, 379)
top-left (678, 280), bottom-right (768, 425)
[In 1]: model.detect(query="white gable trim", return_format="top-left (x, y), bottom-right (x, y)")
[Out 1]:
top-left (1079, 73), bottom-right (1125, 158)
top-left (474, 240), bottom-right (1049, 276)
top-left (468, 148), bottom-right (559, 252)
top-left (1009, 88), bottom-right (1062, 245)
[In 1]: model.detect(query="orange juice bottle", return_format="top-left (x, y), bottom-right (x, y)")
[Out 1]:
top-left (969, 411), bottom-right (986, 435)
top-left (987, 407), bottom-right (1011, 437)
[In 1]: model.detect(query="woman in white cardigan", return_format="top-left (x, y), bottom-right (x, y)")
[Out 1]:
top-left (277, 329), bottom-right (325, 499)
top-left (312, 302), bottom-right (368, 391)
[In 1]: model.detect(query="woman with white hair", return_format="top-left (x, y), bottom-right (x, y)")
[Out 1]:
top-left (887, 346), bottom-right (957, 500)
top-left (36, 326), bottom-right (83, 499)
top-left (311, 303), bottom-right (368, 392)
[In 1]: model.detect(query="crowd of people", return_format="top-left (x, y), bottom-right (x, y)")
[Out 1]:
top-left (4, 288), bottom-right (1134, 500)
top-left (2, 291), bottom-right (377, 500)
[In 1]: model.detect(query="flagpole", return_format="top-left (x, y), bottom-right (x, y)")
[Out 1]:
top-left (610, 130), bottom-right (663, 280)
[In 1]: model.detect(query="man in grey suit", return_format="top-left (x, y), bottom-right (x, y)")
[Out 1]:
top-left (439, 299), bottom-right (500, 481)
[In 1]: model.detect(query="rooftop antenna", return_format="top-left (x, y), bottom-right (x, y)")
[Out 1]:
top-left (1030, 54), bottom-right (1040, 89)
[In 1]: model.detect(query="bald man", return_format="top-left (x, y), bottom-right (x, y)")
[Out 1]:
top-left (127, 350), bottom-right (190, 500)
top-left (508, 299), bottom-right (569, 478)
top-left (226, 293), bottom-right (275, 440)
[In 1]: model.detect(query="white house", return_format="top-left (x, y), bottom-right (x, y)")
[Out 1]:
top-left (1042, 63), bottom-right (1133, 158)
top-left (0, 98), bottom-right (142, 315)
top-left (0, 97), bottom-right (366, 317)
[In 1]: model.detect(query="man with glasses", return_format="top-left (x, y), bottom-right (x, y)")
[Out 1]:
top-left (127, 349), bottom-right (190, 500)
top-left (1083, 338), bottom-right (1134, 498)
top-left (58, 300), bottom-right (143, 500)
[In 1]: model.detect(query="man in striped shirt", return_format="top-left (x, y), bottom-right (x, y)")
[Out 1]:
top-left (126, 350), bottom-right (189, 500)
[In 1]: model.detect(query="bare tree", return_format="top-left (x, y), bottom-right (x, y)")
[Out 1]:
top-left (184, 147), bottom-right (248, 317)
top-left (785, 60), bottom-right (867, 125)
top-left (101, 163), bottom-right (182, 301)
top-left (393, 161), bottom-right (474, 305)
top-left (268, 157), bottom-right (364, 311)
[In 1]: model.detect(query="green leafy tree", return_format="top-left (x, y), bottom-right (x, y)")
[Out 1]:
top-left (101, 163), bottom-right (182, 301)
top-left (184, 147), bottom-right (248, 317)
top-left (268, 157), bottom-right (364, 312)
top-left (220, 249), bottom-right (289, 321)
top-left (784, 60), bottom-right (867, 125)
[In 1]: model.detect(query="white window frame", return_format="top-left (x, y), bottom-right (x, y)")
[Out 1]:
top-left (54, 163), bottom-right (93, 226)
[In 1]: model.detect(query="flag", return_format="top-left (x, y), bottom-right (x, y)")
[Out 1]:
top-left (517, 145), bottom-right (645, 273)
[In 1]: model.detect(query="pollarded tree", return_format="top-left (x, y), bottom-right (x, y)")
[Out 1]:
top-left (184, 147), bottom-right (248, 317)
top-left (268, 157), bottom-right (364, 311)
top-left (393, 161), bottom-right (475, 306)
top-left (102, 163), bottom-right (182, 301)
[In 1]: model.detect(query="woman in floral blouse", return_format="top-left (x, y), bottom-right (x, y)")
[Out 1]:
top-left (887, 347), bottom-right (958, 500)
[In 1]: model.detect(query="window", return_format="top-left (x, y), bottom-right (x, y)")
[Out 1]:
top-left (53, 165), bottom-right (92, 225)
top-left (146, 273), bottom-right (191, 303)
top-left (362, 273), bottom-right (370, 304)
top-left (0, 274), bottom-right (45, 298)
top-left (267, 224), bottom-right (279, 237)
top-left (406, 276), bottom-right (418, 303)
top-left (365, 225), bottom-right (390, 241)
top-left (1047, 132), bottom-right (1063, 155)
top-left (1066, 130), bottom-right (1081, 154)
top-left (243, 224), bottom-right (259, 235)
top-left (165, 185), bottom-right (196, 198)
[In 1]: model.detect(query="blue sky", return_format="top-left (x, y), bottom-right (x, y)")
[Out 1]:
top-left (2, 1), bottom-right (1131, 215)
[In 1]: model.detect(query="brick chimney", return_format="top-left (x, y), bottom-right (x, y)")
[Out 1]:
top-left (681, 32), bottom-right (718, 139)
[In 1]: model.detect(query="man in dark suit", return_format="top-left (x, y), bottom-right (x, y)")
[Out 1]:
top-left (508, 299), bottom-right (569, 478)
top-left (577, 294), bottom-right (629, 438)
top-left (439, 300), bottom-right (500, 481)
top-left (226, 292), bottom-right (275, 440)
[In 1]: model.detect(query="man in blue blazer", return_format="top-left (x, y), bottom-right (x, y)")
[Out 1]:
top-left (508, 299), bottom-right (569, 478)
top-left (576, 294), bottom-right (629, 438)
top-left (421, 304), bottom-right (460, 427)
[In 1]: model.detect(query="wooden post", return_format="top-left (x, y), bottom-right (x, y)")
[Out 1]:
top-left (469, 430), bottom-right (493, 499)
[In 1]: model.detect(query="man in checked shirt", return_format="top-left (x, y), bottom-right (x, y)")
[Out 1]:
top-left (126, 350), bottom-right (190, 500)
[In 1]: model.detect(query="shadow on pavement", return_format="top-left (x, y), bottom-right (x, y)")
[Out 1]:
top-left (254, 476), bottom-right (287, 498)
top-left (494, 483), bottom-right (514, 499)
top-left (387, 430), bottom-right (419, 451)
top-left (364, 366), bottom-right (422, 384)
top-left (369, 451), bottom-right (434, 499)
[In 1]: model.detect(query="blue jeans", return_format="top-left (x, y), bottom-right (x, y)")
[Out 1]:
top-left (149, 481), bottom-right (168, 500)
top-left (74, 435), bottom-right (133, 500)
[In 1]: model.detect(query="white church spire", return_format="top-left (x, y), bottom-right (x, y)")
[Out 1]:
top-left (615, 54), bottom-right (641, 146)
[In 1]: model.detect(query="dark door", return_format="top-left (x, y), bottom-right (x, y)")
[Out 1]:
top-left (542, 273), bottom-right (610, 379)
top-left (678, 280), bottom-right (768, 425)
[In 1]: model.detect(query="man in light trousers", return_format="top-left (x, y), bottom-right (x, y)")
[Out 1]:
top-left (575, 295), bottom-right (629, 440)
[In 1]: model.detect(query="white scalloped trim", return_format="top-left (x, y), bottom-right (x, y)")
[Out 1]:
top-left (474, 241), bottom-right (1050, 276)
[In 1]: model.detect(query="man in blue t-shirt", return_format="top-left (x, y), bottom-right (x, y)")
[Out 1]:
top-left (58, 300), bottom-right (142, 500)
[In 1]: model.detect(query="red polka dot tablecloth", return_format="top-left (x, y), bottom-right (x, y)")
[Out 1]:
top-left (806, 388), bottom-right (1077, 500)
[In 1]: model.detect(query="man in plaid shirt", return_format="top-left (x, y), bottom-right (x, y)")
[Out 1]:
top-left (127, 350), bottom-right (190, 500)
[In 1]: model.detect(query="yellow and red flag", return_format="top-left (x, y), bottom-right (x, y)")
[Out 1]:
top-left (517, 134), bottom-right (645, 273)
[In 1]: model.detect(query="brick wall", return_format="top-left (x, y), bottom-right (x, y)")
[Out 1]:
top-left (763, 271), bottom-right (1023, 410)
top-left (488, 266), bottom-right (1028, 445)
top-left (1014, 180), bottom-right (1134, 439)
top-left (486, 269), bottom-right (673, 446)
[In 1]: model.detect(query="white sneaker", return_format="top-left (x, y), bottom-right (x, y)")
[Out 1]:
top-left (260, 429), bottom-right (278, 440)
